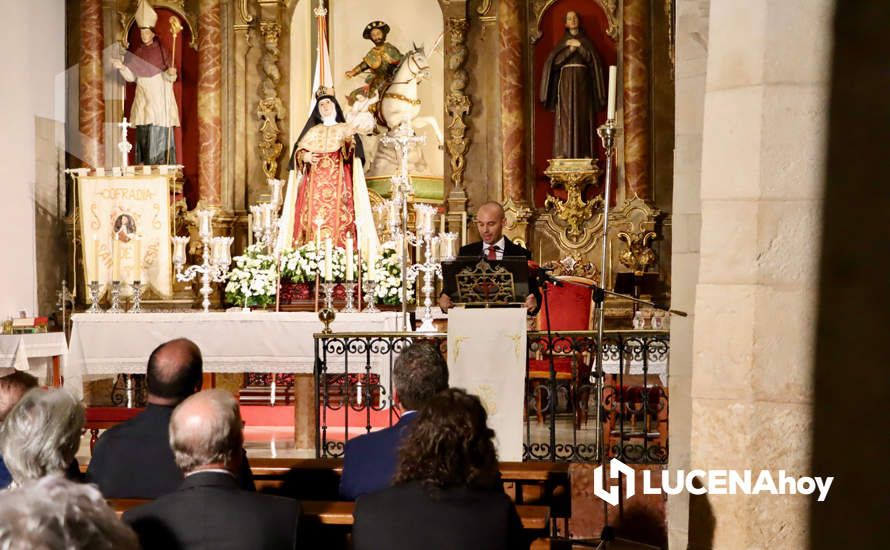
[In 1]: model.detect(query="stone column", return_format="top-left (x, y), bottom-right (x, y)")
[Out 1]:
top-left (79, 0), bottom-right (105, 169)
top-left (687, 1), bottom-right (833, 547)
top-left (198, 0), bottom-right (222, 205)
top-left (622, 0), bottom-right (650, 200)
top-left (667, 1), bottom-right (709, 548)
top-left (498, 0), bottom-right (526, 205)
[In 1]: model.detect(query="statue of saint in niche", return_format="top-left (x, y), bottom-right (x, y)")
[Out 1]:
top-left (539, 11), bottom-right (606, 159)
top-left (111, 0), bottom-right (180, 165)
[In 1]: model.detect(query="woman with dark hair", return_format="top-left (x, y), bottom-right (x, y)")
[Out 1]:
top-left (352, 388), bottom-right (528, 550)
top-left (276, 86), bottom-right (380, 258)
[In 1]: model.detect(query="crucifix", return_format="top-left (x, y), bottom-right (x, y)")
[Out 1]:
top-left (117, 117), bottom-right (135, 169)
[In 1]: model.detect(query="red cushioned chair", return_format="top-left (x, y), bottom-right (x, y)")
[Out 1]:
top-left (528, 274), bottom-right (595, 427)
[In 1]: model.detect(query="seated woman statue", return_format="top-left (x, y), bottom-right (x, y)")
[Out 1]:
top-left (352, 388), bottom-right (528, 550)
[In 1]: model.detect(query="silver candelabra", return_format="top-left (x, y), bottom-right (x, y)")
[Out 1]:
top-left (172, 209), bottom-right (233, 313)
top-left (406, 204), bottom-right (441, 333)
top-left (382, 126), bottom-right (426, 331)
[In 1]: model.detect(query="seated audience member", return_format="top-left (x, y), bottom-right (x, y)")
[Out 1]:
top-left (340, 342), bottom-right (449, 500)
top-left (0, 387), bottom-right (85, 488)
top-left (124, 389), bottom-right (301, 549)
top-left (88, 338), bottom-right (254, 498)
top-left (352, 388), bottom-right (527, 550)
top-left (0, 474), bottom-right (139, 549)
top-left (0, 370), bottom-right (38, 488)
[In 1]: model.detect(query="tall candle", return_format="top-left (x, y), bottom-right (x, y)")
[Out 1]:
top-left (91, 235), bottom-right (100, 280)
top-left (606, 65), bottom-right (617, 121)
top-left (324, 238), bottom-right (333, 282)
top-left (112, 239), bottom-right (121, 281)
top-left (367, 249), bottom-right (376, 281)
top-left (345, 234), bottom-right (354, 282)
top-left (439, 213), bottom-right (446, 235)
top-left (132, 236), bottom-right (141, 282)
top-left (198, 209), bottom-right (213, 237)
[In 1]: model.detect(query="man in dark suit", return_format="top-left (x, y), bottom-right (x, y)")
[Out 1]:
top-left (439, 201), bottom-right (540, 312)
top-left (87, 338), bottom-right (254, 498)
top-left (123, 389), bottom-right (300, 549)
top-left (339, 342), bottom-right (449, 500)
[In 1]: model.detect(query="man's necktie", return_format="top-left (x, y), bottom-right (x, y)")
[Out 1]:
top-left (486, 245), bottom-right (499, 261)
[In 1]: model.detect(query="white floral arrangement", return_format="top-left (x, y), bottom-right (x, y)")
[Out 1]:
top-left (278, 241), bottom-right (415, 306)
top-left (375, 242), bottom-right (416, 306)
top-left (224, 244), bottom-right (278, 308)
top-left (279, 241), bottom-right (348, 283)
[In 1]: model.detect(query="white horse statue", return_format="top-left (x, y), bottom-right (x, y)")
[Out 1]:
top-left (378, 42), bottom-right (443, 144)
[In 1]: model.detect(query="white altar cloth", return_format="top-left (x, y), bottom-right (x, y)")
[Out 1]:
top-left (0, 333), bottom-right (68, 381)
top-left (65, 311), bottom-right (403, 399)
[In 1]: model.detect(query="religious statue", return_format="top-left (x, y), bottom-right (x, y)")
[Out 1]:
top-left (111, 0), bottom-right (180, 165)
top-left (345, 21), bottom-right (403, 110)
top-left (539, 11), bottom-right (606, 159)
top-left (277, 87), bottom-right (380, 257)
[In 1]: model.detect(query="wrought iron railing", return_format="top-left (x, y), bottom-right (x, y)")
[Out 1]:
top-left (314, 330), bottom-right (669, 464)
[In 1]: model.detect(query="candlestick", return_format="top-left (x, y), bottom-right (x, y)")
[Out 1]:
top-left (440, 232), bottom-right (458, 261)
top-left (362, 279), bottom-right (380, 313)
top-left (108, 281), bottom-right (124, 313)
top-left (129, 281), bottom-right (144, 313)
top-left (342, 282), bottom-right (357, 313)
top-left (345, 233), bottom-right (354, 282)
top-left (607, 65), bottom-right (617, 121)
top-left (87, 281), bottom-right (103, 314)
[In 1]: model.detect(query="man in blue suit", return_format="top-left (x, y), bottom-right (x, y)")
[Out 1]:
top-left (339, 342), bottom-right (449, 500)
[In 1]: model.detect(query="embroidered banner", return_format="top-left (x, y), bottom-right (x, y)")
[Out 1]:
top-left (79, 175), bottom-right (172, 299)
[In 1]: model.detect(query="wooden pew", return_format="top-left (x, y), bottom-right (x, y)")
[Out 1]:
top-left (108, 498), bottom-right (549, 530)
top-left (247, 457), bottom-right (571, 532)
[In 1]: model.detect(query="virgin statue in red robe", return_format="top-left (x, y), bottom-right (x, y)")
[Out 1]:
top-left (277, 87), bottom-right (380, 257)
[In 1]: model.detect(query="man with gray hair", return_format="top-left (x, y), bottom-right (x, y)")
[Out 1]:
top-left (339, 341), bottom-right (449, 500)
top-left (0, 474), bottom-right (138, 549)
top-left (123, 389), bottom-right (301, 549)
top-left (0, 387), bottom-right (85, 487)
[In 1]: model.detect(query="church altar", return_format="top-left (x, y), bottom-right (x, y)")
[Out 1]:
top-left (64, 311), bottom-right (402, 400)
top-left (0, 332), bottom-right (68, 383)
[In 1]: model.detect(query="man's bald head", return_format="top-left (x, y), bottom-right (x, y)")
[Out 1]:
top-left (146, 338), bottom-right (203, 405)
top-left (169, 389), bottom-right (242, 474)
top-left (475, 201), bottom-right (507, 245)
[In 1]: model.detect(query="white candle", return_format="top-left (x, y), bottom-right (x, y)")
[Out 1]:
top-left (324, 238), bottom-right (333, 282)
top-left (261, 203), bottom-right (273, 230)
top-left (91, 235), bottom-right (100, 280)
top-left (388, 200), bottom-right (400, 227)
top-left (269, 179), bottom-right (283, 208)
top-left (112, 239), bottom-right (121, 281)
top-left (132, 236), bottom-right (141, 282)
top-left (250, 205), bottom-right (263, 233)
top-left (460, 212), bottom-right (467, 246)
top-left (607, 65), bottom-right (617, 121)
top-left (440, 213), bottom-right (446, 235)
top-left (367, 249), bottom-right (376, 281)
top-left (198, 209), bottom-right (213, 238)
top-left (345, 233), bottom-right (354, 282)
